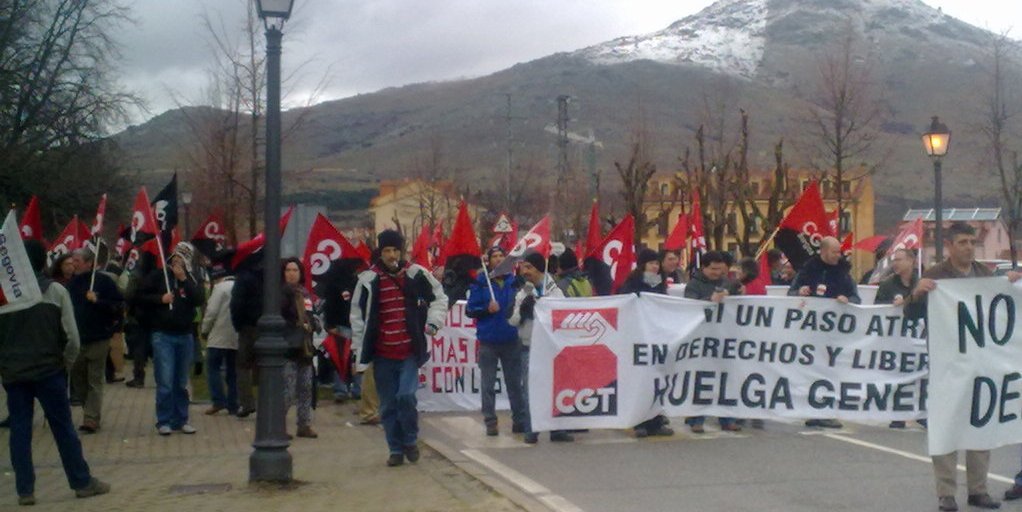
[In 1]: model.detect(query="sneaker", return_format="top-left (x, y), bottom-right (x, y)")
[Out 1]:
top-left (720, 423), bottom-right (741, 432)
top-left (690, 424), bottom-right (705, 434)
top-left (818, 419), bottom-right (843, 429)
top-left (78, 420), bottom-right (99, 434)
top-left (157, 425), bottom-right (172, 436)
top-left (938, 496), bottom-right (958, 511)
top-left (634, 427), bottom-right (649, 438)
top-left (404, 445), bottom-right (420, 463)
top-left (18, 494), bottom-right (35, 506)
top-left (179, 424), bottom-right (197, 434)
top-left (889, 421), bottom-right (906, 429)
top-left (967, 493), bottom-right (1001, 509)
top-left (386, 453), bottom-right (404, 467)
top-left (74, 478), bottom-right (111, 498)
top-left (549, 431), bottom-right (574, 442)
top-left (236, 408), bottom-right (255, 418)
top-left (486, 423), bottom-right (498, 436)
top-left (205, 406), bottom-right (225, 415)
top-left (652, 426), bottom-right (675, 436)
top-left (804, 419), bottom-right (822, 427)
top-left (524, 433), bottom-right (539, 444)
top-left (296, 426), bottom-right (318, 438)
top-left (1005, 485), bottom-right (1022, 501)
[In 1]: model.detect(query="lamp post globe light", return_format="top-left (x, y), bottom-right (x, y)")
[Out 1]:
top-left (180, 191), bottom-right (192, 237)
top-left (922, 116), bottom-right (951, 263)
top-left (250, 0), bottom-right (295, 484)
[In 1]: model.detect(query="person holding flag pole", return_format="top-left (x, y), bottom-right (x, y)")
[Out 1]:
top-left (466, 247), bottom-right (529, 437)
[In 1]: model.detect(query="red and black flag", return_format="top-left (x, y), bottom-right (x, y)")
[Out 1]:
top-left (18, 195), bottom-right (43, 242)
top-left (190, 213), bottom-right (227, 259)
top-left (773, 180), bottom-right (833, 270)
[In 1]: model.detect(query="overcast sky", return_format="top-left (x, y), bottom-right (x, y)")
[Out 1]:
top-left (118, 0), bottom-right (1021, 126)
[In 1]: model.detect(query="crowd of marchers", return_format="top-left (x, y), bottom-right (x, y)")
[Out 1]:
top-left (4, 222), bottom-right (1022, 512)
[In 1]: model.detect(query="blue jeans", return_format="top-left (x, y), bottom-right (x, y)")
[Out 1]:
top-left (479, 341), bottom-right (527, 428)
top-left (205, 347), bottom-right (238, 413)
top-left (4, 371), bottom-right (92, 497)
top-left (152, 331), bottom-right (194, 428)
top-left (373, 357), bottom-right (419, 454)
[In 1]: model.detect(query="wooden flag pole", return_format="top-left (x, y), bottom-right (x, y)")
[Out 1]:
top-left (155, 233), bottom-right (173, 310)
top-left (88, 238), bottom-right (100, 292)
top-left (480, 255), bottom-right (497, 305)
top-left (754, 225), bottom-right (782, 261)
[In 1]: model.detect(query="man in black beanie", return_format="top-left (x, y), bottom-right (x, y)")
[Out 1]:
top-left (556, 248), bottom-right (593, 297)
top-left (350, 229), bottom-right (447, 467)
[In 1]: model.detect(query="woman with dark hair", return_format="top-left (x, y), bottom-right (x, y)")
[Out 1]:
top-left (49, 254), bottom-right (75, 285)
top-left (281, 257), bottom-right (319, 438)
top-left (618, 249), bottom-right (673, 438)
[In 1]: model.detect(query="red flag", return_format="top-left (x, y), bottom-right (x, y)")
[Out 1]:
top-left (114, 225), bottom-right (130, 259)
top-left (303, 213), bottom-right (362, 298)
top-left (90, 194), bottom-right (107, 236)
top-left (48, 215), bottom-right (87, 259)
top-left (840, 231), bottom-right (854, 256)
top-left (689, 190), bottom-right (707, 252)
top-left (411, 224), bottom-right (433, 270)
top-left (510, 216), bottom-right (551, 259)
top-left (744, 252), bottom-right (772, 296)
top-left (431, 224), bottom-right (446, 266)
top-left (129, 187), bottom-right (160, 244)
top-left (589, 214), bottom-right (635, 292)
top-left (321, 333), bottom-right (352, 382)
top-left (353, 240), bottom-right (372, 265)
top-left (585, 201), bottom-right (602, 257)
top-left (775, 180), bottom-right (832, 270)
top-left (827, 209), bottom-right (840, 236)
top-left (230, 206), bottom-right (294, 269)
top-left (664, 210), bottom-right (689, 251)
top-left (853, 234), bottom-right (889, 253)
top-left (18, 196), bottom-right (42, 241)
top-left (191, 213), bottom-right (227, 246)
top-left (890, 217), bottom-right (923, 252)
top-left (442, 201), bottom-right (481, 260)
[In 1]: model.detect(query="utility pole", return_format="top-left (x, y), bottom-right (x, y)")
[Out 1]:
top-left (556, 95), bottom-right (570, 193)
top-left (501, 94), bottom-right (526, 213)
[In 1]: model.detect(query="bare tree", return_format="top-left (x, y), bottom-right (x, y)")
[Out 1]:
top-left (0, 0), bottom-right (141, 224)
top-left (804, 24), bottom-right (881, 233)
top-left (616, 130), bottom-right (657, 246)
top-left (980, 33), bottom-right (1022, 266)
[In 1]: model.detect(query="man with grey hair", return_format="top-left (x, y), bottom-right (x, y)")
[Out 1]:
top-left (67, 247), bottom-right (124, 433)
top-left (787, 235), bottom-right (859, 429)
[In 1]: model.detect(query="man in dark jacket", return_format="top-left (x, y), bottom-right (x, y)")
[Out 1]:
top-left (67, 248), bottom-right (124, 433)
top-left (787, 236), bottom-right (861, 304)
top-left (466, 247), bottom-right (527, 437)
top-left (787, 236), bottom-right (857, 429)
top-left (230, 255), bottom-right (262, 417)
top-left (350, 230), bottom-right (447, 467)
top-left (683, 250), bottom-right (741, 433)
top-left (138, 243), bottom-right (203, 435)
top-left (0, 240), bottom-right (109, 505)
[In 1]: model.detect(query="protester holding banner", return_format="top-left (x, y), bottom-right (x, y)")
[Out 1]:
top-left (787, 236), bottom-right (860, 305)
top-left (904, 222), bottom-right (1015, 511)
top-left (556, 248), bottom-right (594, 297)
top-left (320, 258), bottom-right (366, 403)
top-left (872, 247), bottom-right (921, 430)
top-left (200, 263), bottom-right (239, 416)
top-left (350, 229), bottom-right (448, 467)
top-left (683, 250), bottom-right (741, 433)
top-left (660, 249), bottom-right (685, 285)
top-left (466, 247), bottom-right (529, 437)
top-left (0, 239), bottom-right (110, 505)
top-left (67, 247), bottom-right (124, 434)
top-left (510, 252), bottom-right (571, 444)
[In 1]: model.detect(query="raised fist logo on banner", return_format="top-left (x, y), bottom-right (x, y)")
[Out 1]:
top-left (310, 239), bottom-right (343, 276)
top-left (551, 307), bottom-right (619, 418)
top-left (552, 308), bottom-right (619, 343)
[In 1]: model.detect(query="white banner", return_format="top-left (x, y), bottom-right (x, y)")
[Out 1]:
top-left (530, 294), bottom-right (929, 431)
top-left (928, 277), bottom-right (1022, 455)
top-left (0, 210), bottom-right (42, 314)
top-left (417, 301), bottom-right (510, 412)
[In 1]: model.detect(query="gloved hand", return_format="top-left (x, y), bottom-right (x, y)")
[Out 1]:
top-left (520, 295), bottom-right (536, 320)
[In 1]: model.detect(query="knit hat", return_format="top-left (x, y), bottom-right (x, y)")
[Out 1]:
top-left (524, 252), bottom-right (547, 271)
top-left (636, 248), bottom-right (659, 269)
top-left (558, 248), bottom-right (578, 271)
top-left (170, 241), bottom-right (195, 274)
top-left (486, 246), bottom-right (505, 259)
top-left (377, 229), bottom-right (405, 251)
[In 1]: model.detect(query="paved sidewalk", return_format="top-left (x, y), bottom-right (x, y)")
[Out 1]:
top-left (0, 377), bottom-right (523, 511)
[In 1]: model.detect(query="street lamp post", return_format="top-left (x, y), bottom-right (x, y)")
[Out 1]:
top-left (250, 0), bottom-right (295, 484)
top-left (181, 191), bottom-right (192, 237)
top-left (922, 116), bottom-right (951, 263)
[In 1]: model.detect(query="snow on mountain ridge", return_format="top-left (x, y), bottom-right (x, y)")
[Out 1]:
top-left (576, 0), bottom-right (767, 79)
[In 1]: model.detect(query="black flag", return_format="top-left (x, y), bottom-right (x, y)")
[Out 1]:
top-left (151, 173), bottom-right (178, 250)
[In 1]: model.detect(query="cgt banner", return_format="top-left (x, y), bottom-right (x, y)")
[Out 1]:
top-left (529, 293), bottom-right (930, 432)
top-left (928, 277), bottom-right (1022, 455)
top-left (417, 301), bottom-right (510, 412)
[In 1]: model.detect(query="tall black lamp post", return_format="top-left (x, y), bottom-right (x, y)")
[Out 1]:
top-left (181, 191), bottom-right (192, 237)
top-left (922, 116), bottom-right (951, 262)
top-left (250, 0), bottom-right (295, 483)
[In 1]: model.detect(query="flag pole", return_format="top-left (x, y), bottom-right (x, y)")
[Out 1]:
top-left (155, 233), bottom-right (173, 310)
top-left (480, 255), bottom-right (497, 304)
top-left (754, 225), bottom-right (781, 260)
top-left (88, 238), bottom-right (100, 292)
